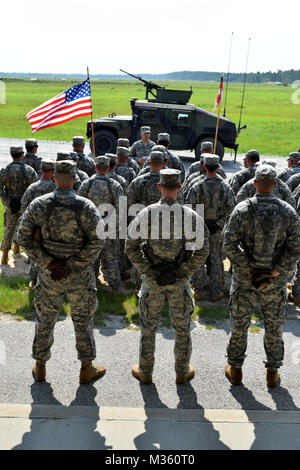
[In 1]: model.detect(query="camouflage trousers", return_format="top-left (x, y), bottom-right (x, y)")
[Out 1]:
top-left (292, 261), bottom-right (300, 298)
top-left (28, 260), bottom-right (38, 280)
top-left (33, 267), bottom-right (98, 362)
top-left (227, 275), bottom-right (287, 369)
top-left (191, 231), bottom-right (223, 297)
top-left (138, 275), bottom-right (194, 378)
top-left (99, 239), bottom-right (121, 288)
top-left (1, 207), bottom-right (21, 251)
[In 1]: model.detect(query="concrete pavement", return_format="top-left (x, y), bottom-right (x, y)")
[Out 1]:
top-left (1, 404), bottom-right (300, 450)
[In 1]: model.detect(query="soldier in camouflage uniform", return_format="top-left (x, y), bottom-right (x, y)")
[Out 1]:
top-left (79, 156), bottom-right (123, 290)
top-left (115, 147), bottom-right (136, 184)
top-left (0, 146), bottom-right (38, 264)
top-left (236, 160), bottom-right (296, 208)
top-left (126, 169), bottom-right (209, 383)
top-left (136, 145), bottom-right (168, 176)
top-left (117, 138), bottom-right (140, 176)
top-left (182, 158), bottom-right (227, 198)
top-left (286, 171), bottom-right (300, 193)
top-left (17, 160), bottom-right (106, 384)
top-left (24, 139), bottom-right (42, 176)
top-left (223, 165), bottom-right (300, 388)
top-left (229, 149), bottom-right (260, 195)
top-left (185, 142), bottom-right (212, 179)
top-left (72, 136), bottom-right (96, 177)
top-left (152, 133), bottom-right (185, 183)
top-left (129, 126), bottom-right (155, 167)
top-left (277, 152), bottom-right (300, 183)
top-left (289, 198), bottom-right (300, 305)
top-left (56, 152), bottom-right (88, 193)
top-left (21, 160), bottom-right (56, 287)
top-left (106, 153), bottom-right (128, 193)
top-left (186, 154), bottom-right (235, 301)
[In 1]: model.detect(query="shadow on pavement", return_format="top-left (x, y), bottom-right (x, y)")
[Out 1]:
top-left (12, 382), bottom-right (111, 450)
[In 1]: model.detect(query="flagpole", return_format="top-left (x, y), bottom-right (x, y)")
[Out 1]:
top-left (87, 66), bottom-right (96, 161)
top-left (214, 76), bottom-right (223, 154)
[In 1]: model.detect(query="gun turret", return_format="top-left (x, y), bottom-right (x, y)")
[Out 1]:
top-left (120, 69), bottom-right (164, 100)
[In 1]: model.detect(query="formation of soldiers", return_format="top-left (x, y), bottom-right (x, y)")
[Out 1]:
top-left (1, 127), bottom-right (300, 389)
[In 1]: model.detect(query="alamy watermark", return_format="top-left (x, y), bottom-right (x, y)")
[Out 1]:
top-left (291, 81), bottom-right (300, 105)
top-left (95, 197), bottom-right (205, 250)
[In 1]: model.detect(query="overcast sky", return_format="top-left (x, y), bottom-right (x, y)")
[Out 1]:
top-left (2, 0), bottom-right (299, 74)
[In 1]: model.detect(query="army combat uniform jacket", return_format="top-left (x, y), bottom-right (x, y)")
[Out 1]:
top-left (236, 177), bottom-right (296, 208)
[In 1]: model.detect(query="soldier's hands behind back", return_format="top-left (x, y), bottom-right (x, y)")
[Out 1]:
top-left (249, 268), bottom-right (272, 289)
top-left (47, 260), bottom-right (72, 281)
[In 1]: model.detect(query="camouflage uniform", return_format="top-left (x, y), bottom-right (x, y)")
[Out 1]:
top-left (236, 177), bottom-right (296, 208)
top-left (129, 140), bottom-right (156, 162)
top-left (143, 150), bottom-right (185, 183)
top-left (24, 152), bottom-right (42, 176)
top-left (16, 162), bottom-right (105, 362)
top-left (287, 173), bottom-right (300, 193)
top-left (186, 164), bottom-right (235, 299)
top-left (128, 158), bottom-right (140, 176)
top-left (229, 165), bottom-right (256, 195)
top-left (21, 178), bottom-right (56, 212)
top-left (75, 152), bottom-right (96, 177)
top-left (291, 199), bottom-right (300, 299)
top-left (107, 169), bottom-right (128, 194)
top-left (223, 165), bottom-right (300, 369)
top-left (277, 166), bottom-right (300, 183)
top-left (115, 162), bottom-right (136, 185)
top-left (79, 163), bottom-right (123, 288)
top-left (0, 158), bottom-right (38, 251)
top-left (185, 161), bottom-right (227, 180)
top-left (126, 170), bottom-right (209, 378)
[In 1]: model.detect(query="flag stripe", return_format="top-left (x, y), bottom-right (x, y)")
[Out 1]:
top-left (29, 98), bottom-right (91, 126)
top-left (32, 104), bottom-right (92, 132)
top-left (32, 111), bottom-right (93, 132)
top-left (26, 93), bottom-right (65, 118)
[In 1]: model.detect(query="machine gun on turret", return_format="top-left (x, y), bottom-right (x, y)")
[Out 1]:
top-left (120, 69), bottom-right (163, 100)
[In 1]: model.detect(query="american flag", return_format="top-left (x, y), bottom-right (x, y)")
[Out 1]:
top-left (26, 79), bottom-right (92, 133)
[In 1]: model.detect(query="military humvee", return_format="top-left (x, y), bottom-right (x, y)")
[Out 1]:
top-left (86, 71), bottom-right (240, 162)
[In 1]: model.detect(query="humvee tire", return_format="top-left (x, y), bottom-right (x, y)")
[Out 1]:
top-left (90, 130), bottom-right (117, 156)
top-left (195, 138), bottom-right (225, 162)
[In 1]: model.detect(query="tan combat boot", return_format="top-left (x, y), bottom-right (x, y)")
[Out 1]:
top-left (12, 243), bottom-right (20, 254)
top-left (132, 364), bottom-right (152, 384)
top-left (1, 250), bottom-right (9, 265)
top-left (32, 360), bottom-right (46, 382)
top-left (176, 365), bottom-right (195, 384)
top-left (225, 364), bottom-right (243, 385)
top-left (266, 369), bottom-right (280, 388)
top-left (79, 361), bottom-right (106, 384)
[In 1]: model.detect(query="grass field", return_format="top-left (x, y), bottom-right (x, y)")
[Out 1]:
top-left (0, 78), bottom-right (299, 156)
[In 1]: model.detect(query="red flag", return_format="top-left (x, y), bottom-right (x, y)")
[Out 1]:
top-left (214, 77), bottom-right (223, 110)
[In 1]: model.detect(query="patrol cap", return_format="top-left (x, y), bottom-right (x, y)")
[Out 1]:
top-left (157, 133), bottom-right (170, 142)
top-left (152, 145), bottom-right (167, 155)
top-left (117, 138), bottom-right (130, 148)
top-left (105, 153), bottom-right (117, 164)
top-left (288, 152), bottom-right (300, 162)
top-left (262, 159), bottom-right (277, 168)
top-left (244, 149), bottom-right (260, 161)
top-left (25, 138), bottom-right (38, 149)
top-left (41, 159), bottom-right (55, 171)
top-left (203, 153), bottom-right (219, 166)
top-left (117, 146), bottom-right (130, 157)
top-left (72, 136), bottom-right (85, 146)
top-left (10, 146), bottom-right (24, 156)
top-left (159, 169), bottom-right (181, 187)
top-left (255, 164), bottom-right (277, 181)
top-left (95, 155), bottom-right (110, 166)
top-left (200, 141), bottom-right (213, 152)
top-left (69, 151), bottom-right (79, 162)
top-left (140, 126), bottom-right (151, 134)
top-left (149, 151), bottom-right (164, 162)
top-left (56, 152), bottom-right (71, 161)
top-left (54, 160), bottom-right (76, 176)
